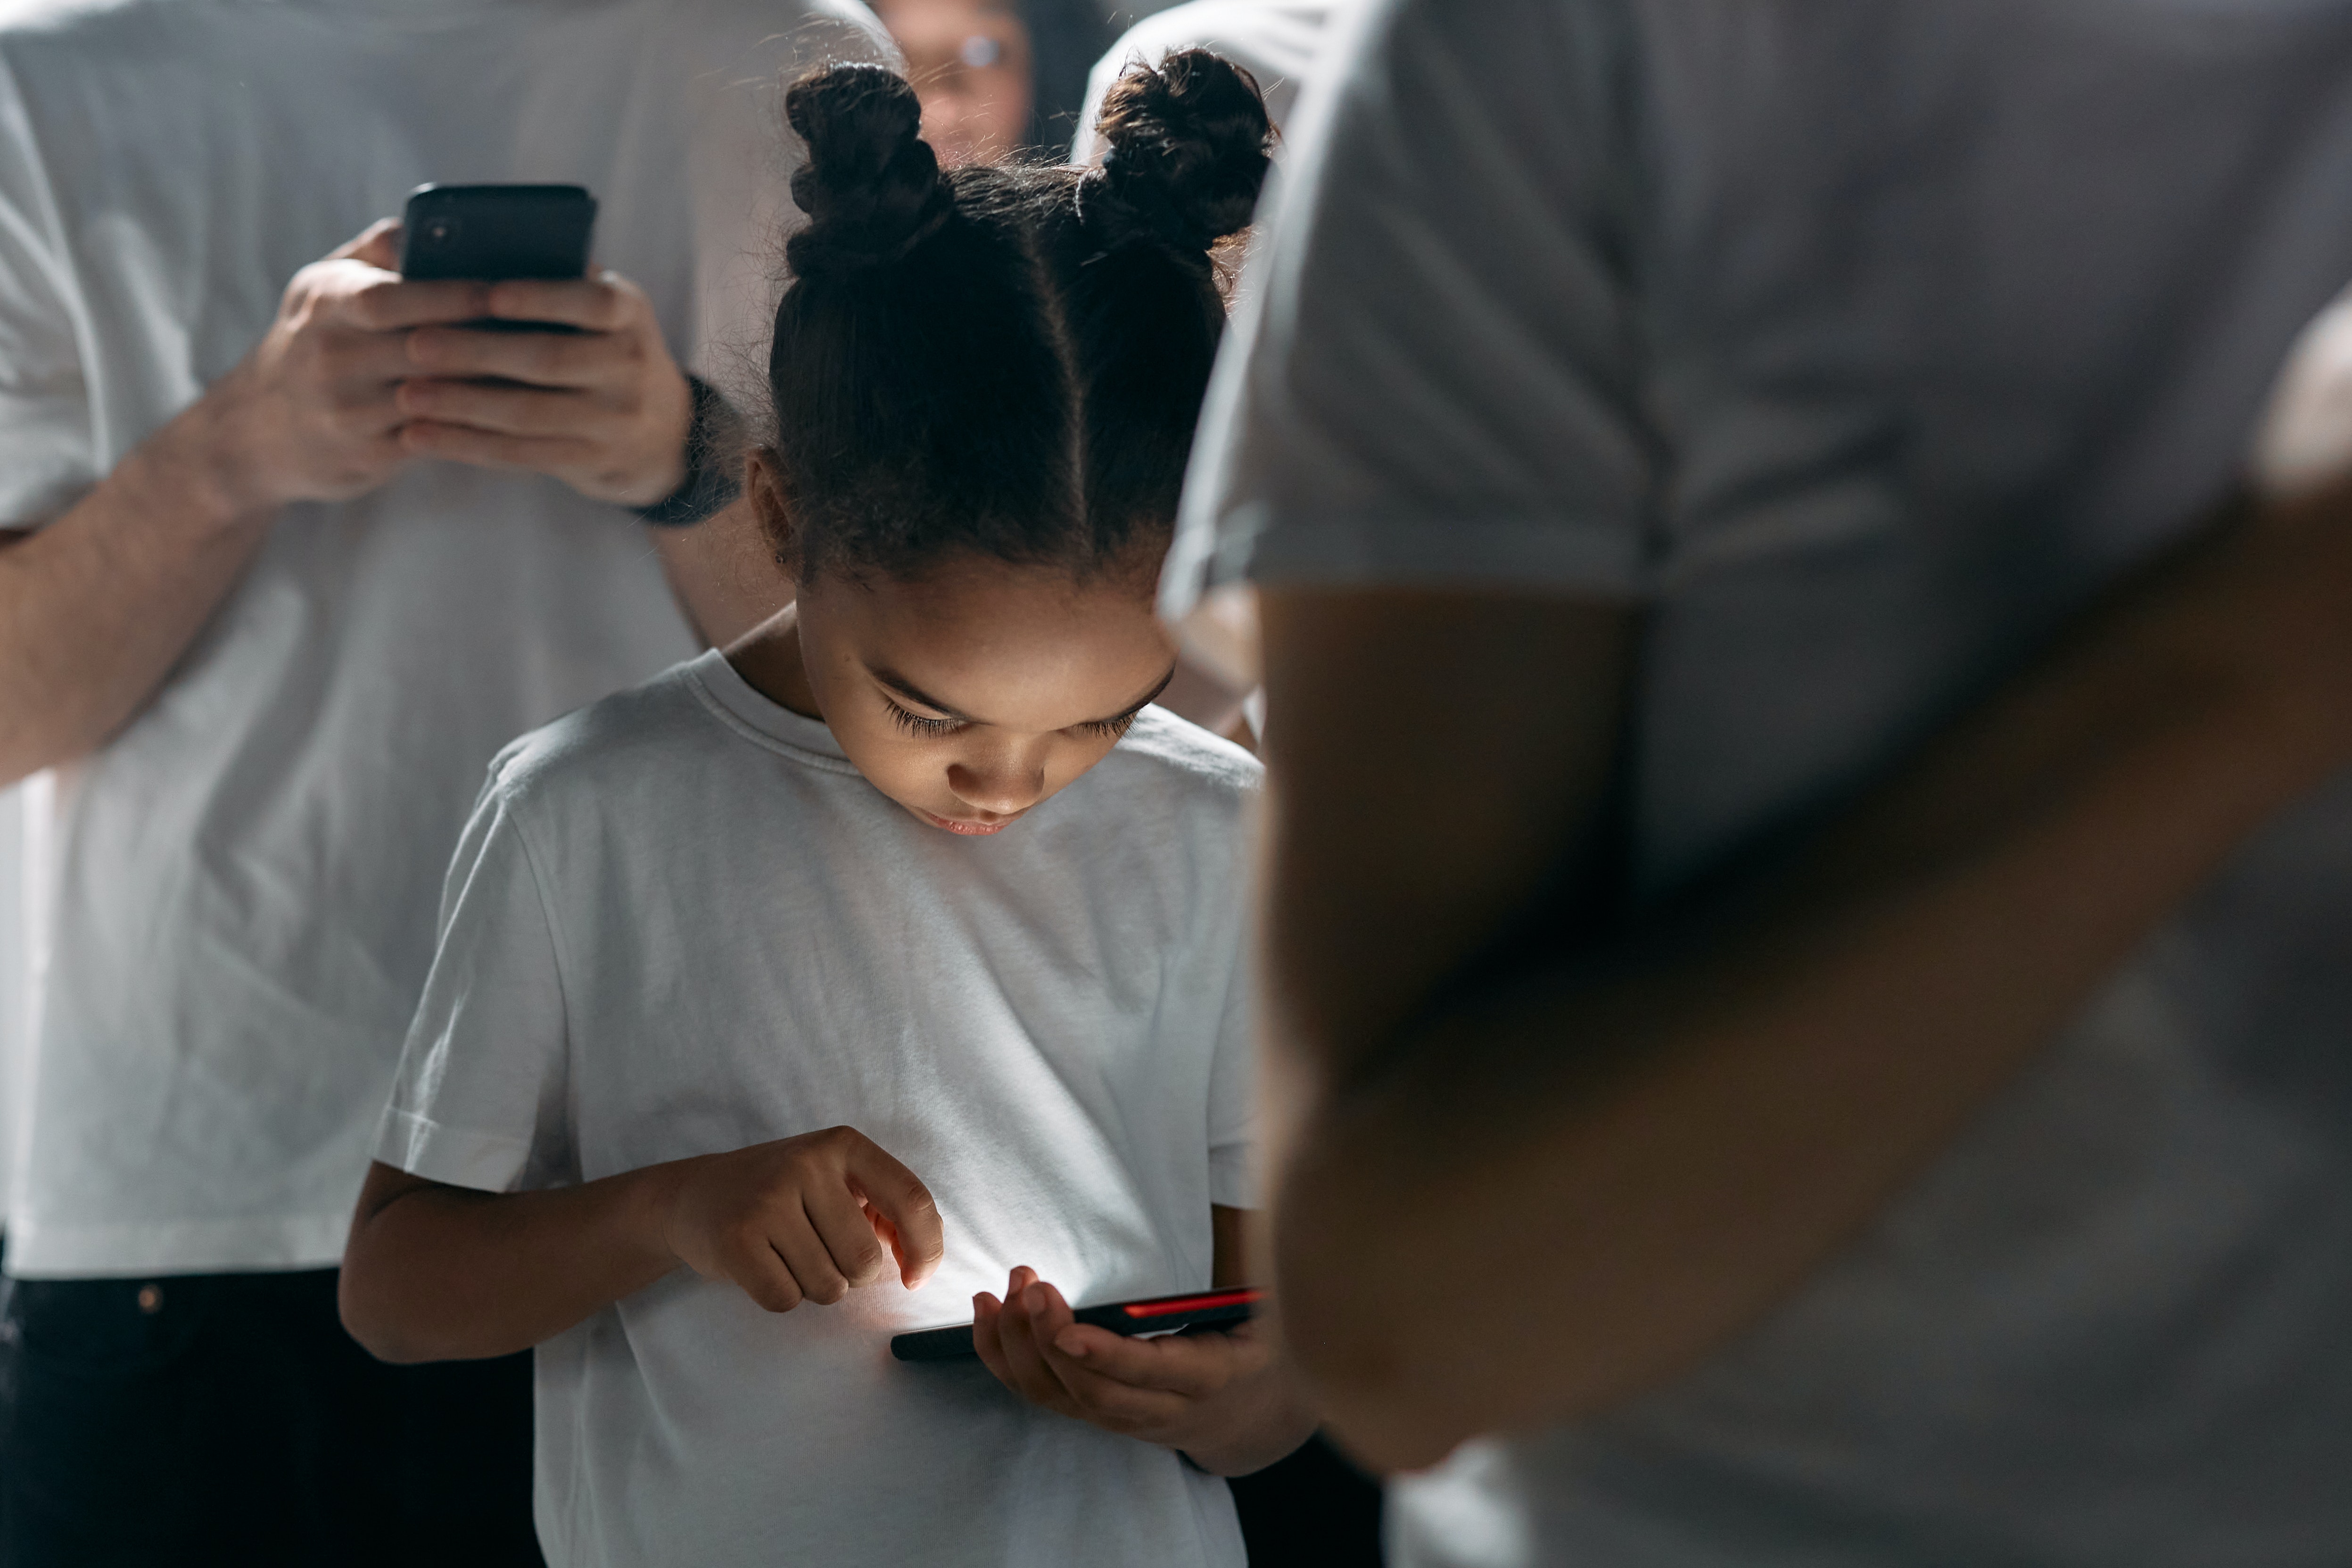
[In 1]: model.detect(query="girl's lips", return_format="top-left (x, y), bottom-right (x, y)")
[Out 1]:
top-left (921, 809), bottom-right (1022, 836)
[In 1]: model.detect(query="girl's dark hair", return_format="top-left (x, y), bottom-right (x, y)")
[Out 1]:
top-left (766, 50), bottom-right (1273, 586)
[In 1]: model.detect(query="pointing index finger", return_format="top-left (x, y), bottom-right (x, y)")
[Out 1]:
top-left (844, 1140), bottom-right (943, 1287)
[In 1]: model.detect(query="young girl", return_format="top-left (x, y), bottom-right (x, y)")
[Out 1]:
top-left (338, 54), bottom-right (1312, 1568)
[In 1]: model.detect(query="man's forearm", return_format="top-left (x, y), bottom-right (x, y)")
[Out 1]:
top-left (0, 393), bottom-right (277, 783)
top-left (1263, 494), bottom-right (2352, 1469)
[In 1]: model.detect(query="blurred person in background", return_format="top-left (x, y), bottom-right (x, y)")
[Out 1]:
top-left (1078, 11), bottom-right (1389, 1563)
top-left (1174, 0), bottom-right (2352, 1564)
top-left (872, 0), bottom-right (1113, 160)
top-left (0, 1), bottom-right (880, 1561)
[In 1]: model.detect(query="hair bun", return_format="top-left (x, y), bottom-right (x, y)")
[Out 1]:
top-left (1085, 49), bottom-right (1273, 257)
top-left (785, 64), bottom-right (952, 275)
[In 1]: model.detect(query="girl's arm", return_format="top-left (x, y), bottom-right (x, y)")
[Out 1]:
top-left (1255, 482), bottom-right (2352, 1470)
top-left (972, 1206), bottom-right (1320, 1477)
top-left (339, 1125), bottom-right (944, 1363)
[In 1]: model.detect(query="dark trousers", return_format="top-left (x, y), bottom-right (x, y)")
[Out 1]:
top-left (0, 1265), bottom-right (541, 1568)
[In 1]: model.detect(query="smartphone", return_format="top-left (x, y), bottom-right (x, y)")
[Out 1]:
top-left (889, 1286), bottom-right (1262, 1363)
top-left (399, 183), bottom-right (597, 331)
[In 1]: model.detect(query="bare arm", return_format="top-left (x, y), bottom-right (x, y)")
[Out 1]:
top-left (339, 1126), bottom-right (944, 1364)
top-left (0, 223), bottom-right (486, 784)
top-left (0, 230), bottom-right (735, 783)
top-left (1258, 487), bottom-right (2352, 1471)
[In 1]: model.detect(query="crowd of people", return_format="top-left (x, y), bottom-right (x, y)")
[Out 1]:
top-left (5, 0), bottom-right (2352, 1565)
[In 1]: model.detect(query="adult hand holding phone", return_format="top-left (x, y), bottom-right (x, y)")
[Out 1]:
top-left (206, 217), bottom-right (494, 511)
top-left (0, 217), bottom-right (495, 783)
top-left (395, 270), bottom-right (696, 508)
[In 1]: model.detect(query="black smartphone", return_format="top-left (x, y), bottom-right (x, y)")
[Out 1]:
top-left (399, 183), bottom-right (597, 331)
top-left (890, 1286), bottom-right (1262, 1363)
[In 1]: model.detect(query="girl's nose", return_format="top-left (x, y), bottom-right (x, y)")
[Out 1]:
top-left (947, 754), bottom-right (1045, 817)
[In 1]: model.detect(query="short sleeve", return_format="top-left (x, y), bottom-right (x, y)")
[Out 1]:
top-left (1205, 926), bottom-right (1257, 1211)
top-left (375, 770), bottom-right (573, 1194)
top-left (1166, 0), bottom-right (1657, 612)
top-left (0, 60), bottom-right (95, 528)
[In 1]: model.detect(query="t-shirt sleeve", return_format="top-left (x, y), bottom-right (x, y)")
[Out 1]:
top-left (375, 771), bottom-right (574, 1194)
top-left (1166, 0), bottom-right (1658, 611)
top-left (0, 61), bottom-right (95, 528)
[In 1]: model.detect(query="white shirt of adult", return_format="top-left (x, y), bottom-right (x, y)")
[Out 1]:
top-left (1072, 1), bottom-right (1344, 163)
top-left (379, 650), bottom-right (1260, 1568)
top-left (1174, 0), bottom-right (2352, 1563)
top-left (0, 0), bottom-right (885, 1279)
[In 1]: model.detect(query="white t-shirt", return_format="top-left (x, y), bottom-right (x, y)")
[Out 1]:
top-left (1072, 1), bottom-right (1345, 162)
top-left (1177, 0), bottom-right (2352, 1562)
top-left (0, 0), bottom-right (885, 1278)
top-left (0, 786), bottom-right (20, 1226)
top-left (378, 649), bottom-right (1260, 1568)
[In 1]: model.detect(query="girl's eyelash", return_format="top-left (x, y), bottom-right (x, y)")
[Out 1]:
top-left (884, 698), bottom-right (963, 738)
top-left (882, 699), bottom-right (1139, 741)
top-left (1080, 712), bottom-right (1141, 741)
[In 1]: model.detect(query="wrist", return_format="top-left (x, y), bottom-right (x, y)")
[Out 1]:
top-left (628, 1153), bottom-right (702, 1267)
top-left (634, 374), bottom-right (743, 527)
top-left (141, 370), bottom-right (285, 528)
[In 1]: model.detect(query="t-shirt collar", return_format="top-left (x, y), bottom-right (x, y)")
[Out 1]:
top-left (685, 647), bottom-right (850, 764)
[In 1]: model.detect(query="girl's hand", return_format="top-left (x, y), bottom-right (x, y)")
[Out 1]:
top-left (972, 1267), bottom-right (1317, 1476)
top-left (658, 1126), bottom-right (944, 1312)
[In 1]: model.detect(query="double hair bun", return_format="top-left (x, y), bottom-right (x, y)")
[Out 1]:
top-left (784, 50), bottom-right (1271, 278)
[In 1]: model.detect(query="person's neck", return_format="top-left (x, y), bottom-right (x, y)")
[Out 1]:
top-left (724, 603), bottom-right (824, 722)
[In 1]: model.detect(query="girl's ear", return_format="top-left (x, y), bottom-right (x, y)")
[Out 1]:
top-left (744, 447), bottom-right (801, 571)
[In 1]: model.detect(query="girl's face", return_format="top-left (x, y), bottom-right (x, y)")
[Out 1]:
top-left (785, 557), bottom-right (1178, 837)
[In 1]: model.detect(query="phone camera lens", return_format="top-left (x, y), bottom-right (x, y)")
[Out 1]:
top-left (426, 218), bottom-right (455, 244)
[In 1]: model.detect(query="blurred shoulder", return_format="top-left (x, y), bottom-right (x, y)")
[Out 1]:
top-left (1101, 705), bottom-right (1263, 812)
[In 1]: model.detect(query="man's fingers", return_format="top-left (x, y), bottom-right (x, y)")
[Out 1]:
top-left (845, 1142), bottom-right (944, 1287)
top-left (405, 325), bottom-right (609, 388)
top-left (397, 378), bottom-right (599, 437)
top-left (484, 274), bottom-right (638, 333)
top-left (331, 217), bottom-right (404, 267)
top-left (338, 276), bottom-right (492, 332)
top-left (398, 421), bottom-right (596, 475)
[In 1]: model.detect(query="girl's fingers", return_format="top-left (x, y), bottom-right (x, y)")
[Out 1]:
top-left (971, 1292), bottom-right (1012, 1382)
top-left (1045, 1325), bottom-right (1225, 1398)
top-left (724, 1240), bottom-right (805, 1314)
top-left (994, 1279), bottom-right (1077, 1410)
top-left (845, 1141), bottom-right (944, 1287)
top-left (803, 1184), bottom-right (890, 1288)
top-left (1036, 1361), bottom-right (1195, 1429)
top-left (763, 1206), bottom-right (852, 1307)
